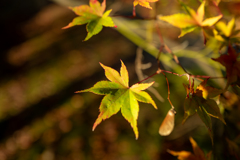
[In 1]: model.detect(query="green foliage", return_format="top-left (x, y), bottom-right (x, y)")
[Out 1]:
top-left (62, 0), bottom-right (115, 40)
top-left (183, 79), bottom-right (225, 143)
top-left (62, 0), bottom-right (240, 157)
top-left (76, 60), bottom-right (157, 139)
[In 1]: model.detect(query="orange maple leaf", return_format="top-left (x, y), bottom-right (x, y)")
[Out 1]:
top-left (133, 0), bottom-right (158, 9)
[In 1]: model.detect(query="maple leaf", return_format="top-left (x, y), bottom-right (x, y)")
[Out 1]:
top-left (213, 18), bottom-right (240, 44)
top-left (133, 0), bottom-right (158, 9)
top-left (76, 60), bottom-right (157, 139)
top-left (62, 0), bottom-right (115, 41)
top-left (212, 47), bottom-right (240, 87)
top-left (168, 137), bottom-right (212, 160)
top-left (183, 79), bottom-right (225, 143)
top-left (159, 1), bottom-right (222, 37)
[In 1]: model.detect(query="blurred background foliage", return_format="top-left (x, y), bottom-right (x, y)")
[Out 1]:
top-left (0, 0), bottom-right (240, 159)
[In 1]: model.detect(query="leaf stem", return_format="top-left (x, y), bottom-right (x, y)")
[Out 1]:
top-left (137, 72), bottom-right (158, 84)
top-left (161, 72), bottom-right (174, 109)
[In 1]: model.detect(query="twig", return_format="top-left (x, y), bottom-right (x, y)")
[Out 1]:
top-left (135, 48), bottom-right (164, 102)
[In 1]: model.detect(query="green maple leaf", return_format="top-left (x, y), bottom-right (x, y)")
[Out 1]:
top-left (76, 60), bottom-right (157, 139)
top-left (183, 79), bottom-right (225, 143)
top-left (62, 0), bottom-right (115, 41)
top-left (159, 1), bottom-right (222, 37)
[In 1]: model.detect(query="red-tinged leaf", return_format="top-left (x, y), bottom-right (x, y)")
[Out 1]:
top-left (76, 60), bottom-right (157, 139)
top-left (63, 0), bottom-right (115, 41)
top-left (182, 97), bottom-right (197, 124)
top-left (212, 51), bottom-right (240, 86)
top-left (190, 137), bottom-right (206, 160)
top-left (133, 0), bottom-right (158, 9)
top-left (89, 0), bottom-right (106, 15)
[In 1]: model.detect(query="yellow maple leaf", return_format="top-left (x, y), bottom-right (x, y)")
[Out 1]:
top-left (159, 1), bottom-right (222, 37)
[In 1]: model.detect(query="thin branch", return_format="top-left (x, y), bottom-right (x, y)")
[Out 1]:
top-left (135, 48), bottom-right (164, 102)
top-left (155, 24), bottom-right (189, 74)
top-left (161, 72), bottom-right (174, 109)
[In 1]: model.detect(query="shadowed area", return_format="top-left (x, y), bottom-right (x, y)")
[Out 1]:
top-left (1, 0), bottom-right (240, 160)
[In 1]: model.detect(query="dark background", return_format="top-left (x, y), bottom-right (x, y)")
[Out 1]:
top-left (0, 0), bottom-right (240, 159)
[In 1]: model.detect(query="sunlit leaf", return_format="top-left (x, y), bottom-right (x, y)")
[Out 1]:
top-left (159, 14), bottom-right (197, 28)
top-left (133, 0), bottom-right (158, 9)
top-left (202, 15), bottom-right (222, 27)
top-left (216, 18), bottom-right (235, 37)
top-left (76, 60), bottom-right (157, 139)
top-left (168, 150), bottom-right (196, 160)
top-left (159, 1), bottom-right (222, 37)
top-left (196, 79), bottom-right (223, 99)
top-left (63, 0), bottom-right (115, 41)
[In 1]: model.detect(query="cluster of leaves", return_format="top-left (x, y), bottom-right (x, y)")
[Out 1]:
top-left (62, 0), bottom-right (115, 41)
top-left (63, 0), bottom-right (158, 40)
top-left (64, 0), bottom-right (240, 149)
top-left (159, 1), bottom-right (222, 38)
top-left (183, 79), bottom-right (225, 143)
